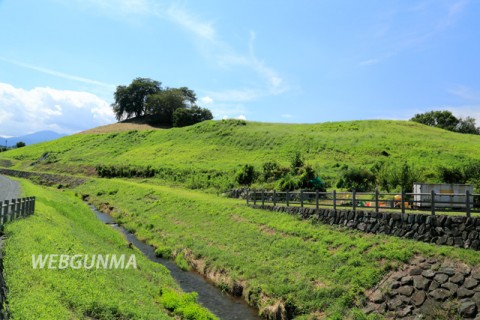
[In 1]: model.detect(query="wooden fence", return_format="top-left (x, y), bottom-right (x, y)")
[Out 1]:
top-left (246, 189), bottom-right (480, 217)
top-left (0, 197), bottom-right (35, 225)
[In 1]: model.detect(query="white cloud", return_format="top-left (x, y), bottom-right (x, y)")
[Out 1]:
top-left (209, 103), bottom-right (248, 120)
top-left (0, 83), bottom-right (115, 136)
top-left (448, 105), bottom-right (480, 124)
top-left (281, 114), bottom-right (292, 119)
top-left (236, 115), bottom-right (246, 120)
top-left (200, 96), bottom-right (213, 104)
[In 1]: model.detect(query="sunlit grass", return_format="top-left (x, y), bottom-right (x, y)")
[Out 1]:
top-left (3, 179), bottom-right (216, 320)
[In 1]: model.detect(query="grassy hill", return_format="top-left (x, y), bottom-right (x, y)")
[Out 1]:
top-left (2, 119), bottom-right (480, 190)
top-left (3, 120), bottom-right (480, 318)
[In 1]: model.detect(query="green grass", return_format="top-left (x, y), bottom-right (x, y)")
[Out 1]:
top-left (76, 178), bottom-right (480, 319)
top-left (2, 119), bottom-right (480, 190)
top-left (3, 179), bottom-right (216, 320)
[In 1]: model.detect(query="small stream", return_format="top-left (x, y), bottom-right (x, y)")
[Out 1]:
top-left (90, 205), bottom-right (261, 320)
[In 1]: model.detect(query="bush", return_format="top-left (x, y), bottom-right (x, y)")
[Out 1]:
top-left (438, 166), bottom-right (466, 184)
top-left (172, 106), bottom-right (213, 127)
top-left (262, 161), bottom-right (288, 182)
top-left (235, 164), bottom-right (257, 186)
top-left (290, 151), bottom-right (304, 174)
top-left (277, 174), bottom-right (300, 191)
top-left (336, 167), bottom-right (376, 192)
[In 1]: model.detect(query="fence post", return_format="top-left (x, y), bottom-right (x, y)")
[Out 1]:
top-left (246, 189), bottom-right (250, 205)
top-left (352, 189), bottom-right (356, 212)
top-left (32, 197), bottom-right (36, 214)
top-left (0, 201), bottom-right (3, 225)
top-left (253, 189), bottom-right (257, 206)
top-left (286, 191), bottom-right (290, 207)
top-left (375, 188), bottom-right (379, 213)
top-left (333, 190), bottom-right (337, 211)
top-left (401, 188), bottom-right (406, 214)
top-left (300, 190), bottom-right (304, 208)
top-left (273, 190), bottom-right (277, 206)
top-left (21, 198), bottom-right (27, 217)
top-left (431, 190), bottom-right (436, 215)
top-left (261, 190), bottom-right (265, 207)
top-left (16, 199), bottom-right (22, 218)
top-left (315, 190), bottom-right (319, 210)
top-left (3, 200), bottom-right (9, 224)
top-left (11, 199), bottom-right (17, 221)
top-left (27, 197), bottom-right (32, 215)
top-left (466, 190), bottom-right (471, 218)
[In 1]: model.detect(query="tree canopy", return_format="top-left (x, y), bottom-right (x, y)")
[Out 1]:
top-left (410, 110), bottom-right (479, 134)
top-left (111, 78), bottom-right (212, 127)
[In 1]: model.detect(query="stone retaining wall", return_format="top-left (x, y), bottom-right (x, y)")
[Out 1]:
top-left (0, 169), bottom-right (85, 188)
top-left (365, 257), bottom-right (480, 319)
top-left (250, 205), bottom-right (480, 251)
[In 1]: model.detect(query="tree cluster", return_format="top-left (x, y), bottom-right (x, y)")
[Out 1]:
top-left (235, 152), bottom-right (326, 192)
top-left (111, 78), bottom-right (213, 127)
top-left (410, 110), bottom-right (479, 134)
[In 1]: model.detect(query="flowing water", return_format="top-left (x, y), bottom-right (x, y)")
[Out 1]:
top-left (90, 205), bottom-right (261, 320)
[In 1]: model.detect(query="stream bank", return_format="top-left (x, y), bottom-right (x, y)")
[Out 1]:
top-left (90, 204), bottom-right (260, 320)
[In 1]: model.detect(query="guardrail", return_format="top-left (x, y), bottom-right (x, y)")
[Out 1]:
top-left (246, 189), bottom-right (480, 217)
top-left (0, 197), bottom-right (35, 225)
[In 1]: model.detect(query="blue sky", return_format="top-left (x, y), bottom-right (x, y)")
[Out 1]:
top-left (1, 0), bottom-right (479, 136)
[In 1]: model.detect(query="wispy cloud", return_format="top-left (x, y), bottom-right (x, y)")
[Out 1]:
top-left (358, 58), bottom-right (381, 67)
top-left (0, 57), bottom-right (115, 89)
top-left (55, 0), bottom-right (288, 110)
top-left (166, 3), bottom-right (216, 42)
top-left (160, 4), bottom-right (289, 118)
top-left (359, 0), bottom-right (470, 67)
top-left (449, 85), bottom-right (479, 101)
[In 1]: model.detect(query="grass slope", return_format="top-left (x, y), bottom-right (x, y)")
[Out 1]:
top-left (2, 120), bottom-right (480, 190)
top-left (3, 179), bottom-right (216, 320)
top-left (76, 178), bottom-right (480, 319)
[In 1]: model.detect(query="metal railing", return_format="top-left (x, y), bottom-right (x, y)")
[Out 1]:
top-left (246, 189), bottom-right (480, 217)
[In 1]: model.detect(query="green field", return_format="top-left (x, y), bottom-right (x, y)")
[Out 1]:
top-left (2, 119), bottom-right (480, 191)
top-left (2, 119), bottom-right (480, 319)
top-left (3, 179), bottom-right (216, 320)
top-left (76, 178), bottom-right (480, 319)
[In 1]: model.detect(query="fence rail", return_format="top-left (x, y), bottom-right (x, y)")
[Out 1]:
top-left (0, 197), bottom-right (35, 225)
top-left (246, 189), bottom-right (480, 217)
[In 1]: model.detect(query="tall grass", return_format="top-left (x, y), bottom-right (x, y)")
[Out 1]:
top-left (3, 179), bottom-right (216, 320)
top-left (2, 120), bottom-right (480, 191)
top-left (77, 178), bottom-right (480, 318)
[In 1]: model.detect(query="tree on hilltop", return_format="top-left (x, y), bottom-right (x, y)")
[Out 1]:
top-left (112, 78), bottom-right (161, 121)
top-left (410, 110), bottom-right (479, 134)
top-left (111, 78), bottom-right (213, 127)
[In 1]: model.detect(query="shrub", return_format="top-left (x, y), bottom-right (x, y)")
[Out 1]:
top-left (172, 106), bottom-right (213, 127)
top-left (336, 167), bottom-right (376, 192)
top-left (438, 166), bottom-right (466, 184)
top-left (262, 161), bottom-right (288, 182)
top-left (277, 174), bottom-right (300, 191)
top-left (236, 164), bottom-right (257, 186)
top-left (290, 151), bottom-right (304, 174)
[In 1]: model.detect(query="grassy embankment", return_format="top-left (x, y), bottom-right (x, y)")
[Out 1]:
top-left (3, 179), bottom-right (216, 320)
top-left (2, 120), bottom-right (480, 191)
top-left (77, 178), bottom-right (480, 319)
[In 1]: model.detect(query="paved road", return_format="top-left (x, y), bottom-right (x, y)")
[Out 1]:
top-left (0, 175), bottom-right (20, 202)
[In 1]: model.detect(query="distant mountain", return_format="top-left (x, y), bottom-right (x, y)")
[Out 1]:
top-left (0, 131), bottom-right (66, 147)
